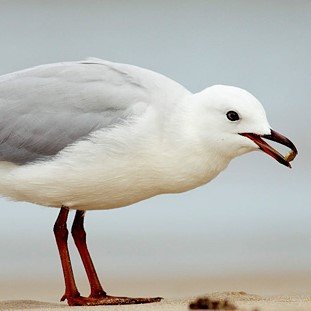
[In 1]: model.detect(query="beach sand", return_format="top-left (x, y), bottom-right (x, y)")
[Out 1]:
top-left (2, 292), bottom-right (311, 311)
top-left (1, 274), bottom-right (311, 310)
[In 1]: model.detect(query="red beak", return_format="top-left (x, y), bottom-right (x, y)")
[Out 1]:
top-left (240, 130), bottom-right (298, 168)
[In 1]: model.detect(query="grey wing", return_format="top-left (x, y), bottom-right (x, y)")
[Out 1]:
top-left (0, 60), bottom-right (154, 164)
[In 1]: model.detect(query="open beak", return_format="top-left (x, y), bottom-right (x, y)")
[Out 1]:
top-left (240, 129), bottom-right (298, 168)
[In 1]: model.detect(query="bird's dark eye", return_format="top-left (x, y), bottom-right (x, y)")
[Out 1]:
top-left (226, 111), bottom-right (240, 121)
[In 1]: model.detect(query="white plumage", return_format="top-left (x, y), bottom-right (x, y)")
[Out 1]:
top-left (0, 58), bottom-right (281, 210)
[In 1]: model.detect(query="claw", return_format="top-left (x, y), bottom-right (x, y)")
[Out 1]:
top-left (64, 295), bottom-right (162, 306)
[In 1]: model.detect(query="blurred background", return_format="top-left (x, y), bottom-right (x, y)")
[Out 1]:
top-left (0, 0), bottom-right (310, 302)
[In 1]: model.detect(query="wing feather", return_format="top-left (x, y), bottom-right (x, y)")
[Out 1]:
top-left (0, 59), bottom-right (187, 164)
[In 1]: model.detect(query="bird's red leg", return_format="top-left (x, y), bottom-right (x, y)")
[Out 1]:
top-left (53, 207), bottom-right (80, 303)
top-left (71, 210), bottom-right (106, 298)
top-left (69, 210), bottom-right (162, 306)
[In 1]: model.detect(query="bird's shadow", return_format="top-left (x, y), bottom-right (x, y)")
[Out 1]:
top-left (0, 300), bottom-right (65, 310)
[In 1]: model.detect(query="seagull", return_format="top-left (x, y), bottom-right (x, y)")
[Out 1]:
top-left (0, 58), bottom-right (297, 306)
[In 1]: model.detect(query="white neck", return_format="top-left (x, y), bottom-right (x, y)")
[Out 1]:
top-left (142, 95), bottom-right (231, 193)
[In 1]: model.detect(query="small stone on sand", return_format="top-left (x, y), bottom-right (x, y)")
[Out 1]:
top-left (189, 296), bottom-right (237, 310)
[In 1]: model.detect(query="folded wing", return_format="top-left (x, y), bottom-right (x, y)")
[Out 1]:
top-left (0, 59), bottom-right (187, 164)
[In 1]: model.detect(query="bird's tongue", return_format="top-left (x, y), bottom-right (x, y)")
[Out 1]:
top-left (240, 130), bottom-right (298, 168)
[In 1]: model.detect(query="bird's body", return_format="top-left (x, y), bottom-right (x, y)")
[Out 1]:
top-left (0, 59), bottom-right (228, 210)
top-left (0, 59), bottom-right (297, 306)
top-left (0, 112), bottom-right (224, 210)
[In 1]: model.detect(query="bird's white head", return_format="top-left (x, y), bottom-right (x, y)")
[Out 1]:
top-left (189, 85), bottom-right (297, 167)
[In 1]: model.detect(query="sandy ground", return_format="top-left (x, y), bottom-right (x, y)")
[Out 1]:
top-left (2, 292), bottom-right (311, 311)
top-left (1, 274), bottom-right (311, 310)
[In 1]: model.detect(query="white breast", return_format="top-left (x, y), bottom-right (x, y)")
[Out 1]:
top-left (0, 109), bottom-right (229, 210)
top-left (0, 120), bottom-right (229, 210)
